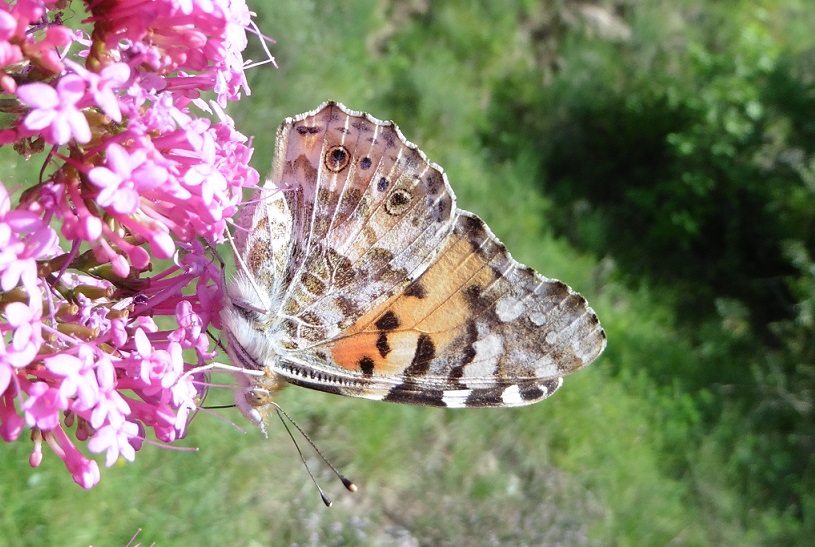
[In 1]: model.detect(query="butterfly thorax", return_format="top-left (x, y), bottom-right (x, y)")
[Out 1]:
top-left (222, 272), bottom-right (288, 431)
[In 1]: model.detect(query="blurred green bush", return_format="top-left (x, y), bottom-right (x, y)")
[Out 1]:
top-left (482, 1), bottom-right (815, 540)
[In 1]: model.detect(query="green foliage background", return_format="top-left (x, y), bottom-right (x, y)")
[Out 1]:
top-left (2, 0), bottom-right (815, 545)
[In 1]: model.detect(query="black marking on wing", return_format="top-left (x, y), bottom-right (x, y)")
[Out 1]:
top-left (376, 332), bottom-right (391, 358)
top-left (375, 311), bottom-right (400, 331)
top-left (383, 384), bottom-right (446, 406)
top-left (404, 334), bottom-right (435, 376)
top-left (359, 356), bottom-right (375, 376)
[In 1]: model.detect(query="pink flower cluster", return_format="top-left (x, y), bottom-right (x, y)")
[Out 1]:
top-left (0, 0), bottom-right (268, 488)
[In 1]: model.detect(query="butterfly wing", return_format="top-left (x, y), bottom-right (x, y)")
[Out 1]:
top-left (265, 102), bottom-right (457, 350)
top-left (261, 103), bottom-right (605, 408)
top-left (279, 210), bottom-right (605, 407)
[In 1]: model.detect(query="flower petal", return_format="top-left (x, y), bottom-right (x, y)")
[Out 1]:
top-left (17, 83), bottom-right (59, 109)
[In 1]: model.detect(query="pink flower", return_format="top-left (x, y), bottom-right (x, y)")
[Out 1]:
top-left (0, 355), bottom-right (11, 394)
top-left (3, 302), bottom-right (42, 368)
top-left (0, 388), bottom-right (24, 442)
top-left (88, 421), bottom-right (138, 466)
top-left (7, 0), bottom-right (44, 28)
top-left (18, 76), bottom-right (91, 145)
top-left (0, 9), bottom-right (22, 68)
top-left (170, 299), bottom-right (209, 354)
top-left (89, 356), bottom-right (131, 430)
top-left (22, 382), bottom-right (68, 431)
top-left (24, 24), bottom-right (74, 74)
top-left (44, 347), bottom-right (100, 412)
top-left (0, 183), bottom-right (58, 303)
top-left (47, 426), bottom-right (101, 489)
top-left (88, 143), bottom-right (170, 214)
top-left (127, 398), bottom-right (179, 443)
top-left (65, 59), bottom-right (131, 123)
top-left (110, 318), bottom-right (129, 347)
top-left (0, 228), bottom-right (40, 293)
top-left (0, 40), bottom-right (22, 68)
top-left (1, 0), bottom-right (269, 488)
top-left (132, 328), bottom-right (183, 395)
top-left (0, 10), bottom-right (17, 41)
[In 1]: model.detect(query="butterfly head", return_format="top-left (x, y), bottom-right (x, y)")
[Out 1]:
top-left (231, 367), bottom-right (287, 436)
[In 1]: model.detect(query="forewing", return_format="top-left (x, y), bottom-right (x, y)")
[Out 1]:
top-left (267, 102), bottom-right (457, 348)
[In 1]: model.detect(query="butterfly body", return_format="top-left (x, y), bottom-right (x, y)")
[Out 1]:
top-left (222, 102), bottom-right (606, 431)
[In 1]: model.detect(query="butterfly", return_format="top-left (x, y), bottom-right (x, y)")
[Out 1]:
top-left (221, 102), bottom-right (606, 432)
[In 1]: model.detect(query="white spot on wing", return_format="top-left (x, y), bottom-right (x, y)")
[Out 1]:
top-left (501, 384), bottom-right (524, 405)
top-left (460, 354), bottom-right (499, 380)
top-left (495, 296), bottom-right (524, 322)
top-left (442, 389), bottom-right (471, 408)
top-left (471, 333), bottom-right (504, 366)
top-left (529, 310), bottom-right (548, 326)
top-left (574, 339), bottom-right (597, 362)
top-left (534, 354), bottom-right (560, 377)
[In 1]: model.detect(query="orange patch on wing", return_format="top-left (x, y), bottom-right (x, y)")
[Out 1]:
top-left (329, 230), bottom-right (497, 375)
top-left (330, 331), bottom-right (422, 374)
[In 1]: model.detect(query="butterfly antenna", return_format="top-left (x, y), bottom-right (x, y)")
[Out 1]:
top-left (208, 326), bottom-right (228, 354)
top-left (201, 403), bottom-right (236, 410)
top-left (275, 408), bottom-right (333, 507)
top-left (199, 236), bottom-right (226, 269)
top-left (273, 403), bottom-right (358, 504)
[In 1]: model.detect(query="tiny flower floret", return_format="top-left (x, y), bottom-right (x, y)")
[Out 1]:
top-left (18, 76), bottom-right (91, 145)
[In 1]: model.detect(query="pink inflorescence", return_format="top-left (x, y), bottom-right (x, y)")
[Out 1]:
top-left (0, 0), bottom-right (269, 488)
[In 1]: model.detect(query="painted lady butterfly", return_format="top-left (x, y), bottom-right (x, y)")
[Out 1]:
top-left (222, 102), bottom-right (606, 432)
